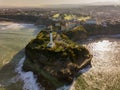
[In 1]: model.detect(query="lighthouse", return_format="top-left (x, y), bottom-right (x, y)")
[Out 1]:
top-left (47, 25), bottom-right (55, 48)
top-left (50, 30), bottom-right (53, 44)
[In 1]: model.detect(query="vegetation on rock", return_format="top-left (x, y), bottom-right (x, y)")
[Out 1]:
top-left (23, 30), bottom-right (92, 90)
top-left (64, 25), bottom-right (88, 41)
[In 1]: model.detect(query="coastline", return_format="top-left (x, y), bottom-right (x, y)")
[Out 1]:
top-left (0, 19), bottom-right (120, 90)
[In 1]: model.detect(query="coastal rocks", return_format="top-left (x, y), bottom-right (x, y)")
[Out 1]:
top-left (64, 26), bottom-right (88, 41)
top-left (23, 30), bottom-right (92, 90)
top-left (83, 24), bottom-right (120, 36)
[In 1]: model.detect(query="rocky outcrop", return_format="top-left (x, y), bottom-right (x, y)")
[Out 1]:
top-left (23, 30), bottom-right (92, 90)
top-left (64, 24), bottom-right (120, 41)
top-left (21, 18), bottom-right (120, 90)
top-left (64, 26), bottom-right (88, 41)
top-left (83, 24), bottom-right (120, 36)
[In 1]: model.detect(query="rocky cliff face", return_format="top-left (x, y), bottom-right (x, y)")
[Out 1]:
top-left (23, 30), bottom-right (92, 90)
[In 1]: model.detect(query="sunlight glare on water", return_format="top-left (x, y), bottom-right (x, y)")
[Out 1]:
top-left (93, 40), bottom-right (112, 51)
top-left (74, 38), bottom-right (120, 90)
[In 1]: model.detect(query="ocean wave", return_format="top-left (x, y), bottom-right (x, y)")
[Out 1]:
top-left (15, 57), bottom-right (41, 90)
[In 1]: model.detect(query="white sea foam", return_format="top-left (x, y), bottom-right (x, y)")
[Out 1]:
top-left (79, 65), bottom-right (91, 74)
top-left (15, 57), bottom-right (41, 90)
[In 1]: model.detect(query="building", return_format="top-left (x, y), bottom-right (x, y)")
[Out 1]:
top-left (47, 25), bottom-right (55, 48)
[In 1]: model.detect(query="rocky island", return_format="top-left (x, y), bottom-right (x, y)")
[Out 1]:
top-left (23, 26), bottom-right (92, 90)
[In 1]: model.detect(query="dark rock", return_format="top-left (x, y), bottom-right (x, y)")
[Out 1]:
top-left (23, 30), bottom-right (92, 90)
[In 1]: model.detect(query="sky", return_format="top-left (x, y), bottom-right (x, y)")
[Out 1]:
top-left (0, 0), bottom-right (119, 7)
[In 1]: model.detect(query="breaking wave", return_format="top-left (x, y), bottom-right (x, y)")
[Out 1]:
top-left (15, 57), bottom-right (41, 90)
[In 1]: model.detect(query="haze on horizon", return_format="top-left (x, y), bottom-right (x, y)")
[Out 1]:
top-left (0, 0), bottom-right (119, 7)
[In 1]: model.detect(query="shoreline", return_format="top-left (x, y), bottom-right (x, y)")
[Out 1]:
top-left (0, 19), bottom-right (36, 25)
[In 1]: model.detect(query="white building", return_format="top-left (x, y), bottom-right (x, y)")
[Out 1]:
top-left (47, 26), bottom-right (55, 48)
top-left (47, 31), bottom-right (55, 48)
